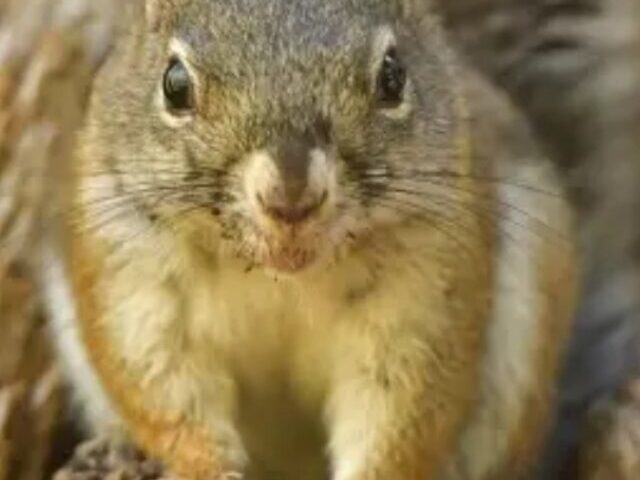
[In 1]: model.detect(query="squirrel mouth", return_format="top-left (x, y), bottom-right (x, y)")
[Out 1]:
top-left (246, 214), bottom-right (335, 273)
top-left (260, 243), bottom-right (317, 273)
top-left (251, 227), bottom-right (320, 273)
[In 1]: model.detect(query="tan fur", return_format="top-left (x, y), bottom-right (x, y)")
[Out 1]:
top-left (66, 171), bottom-right (495, 479)
top-left (481, 212), bottom-right (577, 479)
top-left (44, 2), bottom-right (577, 479)
top-left (69, 232), bottom-right (229, 479)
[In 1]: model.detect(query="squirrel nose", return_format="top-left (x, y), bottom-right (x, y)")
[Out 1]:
top-left (257, 189), bottom-right (328, 225)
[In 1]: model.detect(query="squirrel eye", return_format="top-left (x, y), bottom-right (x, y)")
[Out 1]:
top-left (376, 47), bottom-right (406, 107)
top-left (163, 58), bottom-right (194, 113)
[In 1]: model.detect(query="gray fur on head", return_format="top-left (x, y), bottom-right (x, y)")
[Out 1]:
top-left (81, 0), bottom-right (469, 268)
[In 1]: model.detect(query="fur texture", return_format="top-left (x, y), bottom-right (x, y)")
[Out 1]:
top-left (44, 1), bottom-right (576, 479)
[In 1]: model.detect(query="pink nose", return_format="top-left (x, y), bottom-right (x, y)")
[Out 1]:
top-left (257, 190), bottom-right (327, 225)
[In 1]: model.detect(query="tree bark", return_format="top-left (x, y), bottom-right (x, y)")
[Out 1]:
top-left (0, 1), bottom-right (116, 479)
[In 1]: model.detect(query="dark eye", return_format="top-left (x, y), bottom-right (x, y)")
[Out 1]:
top-left (376, 47), bottom-right (406, 107)
top-left (163, 58), bottom-right (194, 113)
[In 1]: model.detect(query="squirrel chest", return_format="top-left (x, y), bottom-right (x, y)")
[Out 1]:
top-left (62, 212), bottom-right (493, 479)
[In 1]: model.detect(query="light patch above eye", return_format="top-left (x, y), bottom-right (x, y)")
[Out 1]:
top-left (168, 37), bottom-right (197, 66)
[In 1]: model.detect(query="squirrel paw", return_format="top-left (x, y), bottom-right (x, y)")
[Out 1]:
top-left (53, 436), bottom-right (165, 479)
top-left (163, 471), bottom-right (243, 480)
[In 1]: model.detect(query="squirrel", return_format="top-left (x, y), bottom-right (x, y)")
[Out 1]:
top-left (40, 0), bottom-right (577, 479)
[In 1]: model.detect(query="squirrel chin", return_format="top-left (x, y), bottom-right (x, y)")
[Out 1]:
top-left (258, 241), bottom-right (318, 273)
top-left (247, 217), bottom-right (333, 273)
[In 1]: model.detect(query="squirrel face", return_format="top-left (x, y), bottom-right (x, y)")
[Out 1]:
top-left (86, 0), bottom-right (467, 273)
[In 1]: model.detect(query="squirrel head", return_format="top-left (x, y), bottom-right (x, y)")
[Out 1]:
top-left (83, 0), bottom-right (471, 273)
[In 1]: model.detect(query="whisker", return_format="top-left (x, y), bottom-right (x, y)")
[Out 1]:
top-left (74, 183), bottom-right (229, 220)
top-left (346, 193), bottom-right (487, 265)
top-left (113, 203), bottom-right (211, 250)
top-left (74, 188), bottom-right (190, 235)
top-left (375, 180), bottom-right (569, 245)
top-left (380, 186), bottom-right (561, 262)
top-left (359, 168), bottom-right (562, 198)
top-left (83, 163), bottom-right (238, 179)
top-left (358, 187), bottom-right (570, 274)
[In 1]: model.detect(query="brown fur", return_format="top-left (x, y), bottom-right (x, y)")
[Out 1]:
top-left (69, 231), bottom-right (227, 480)
top-left (45, 2), bottom-right (577, 479)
